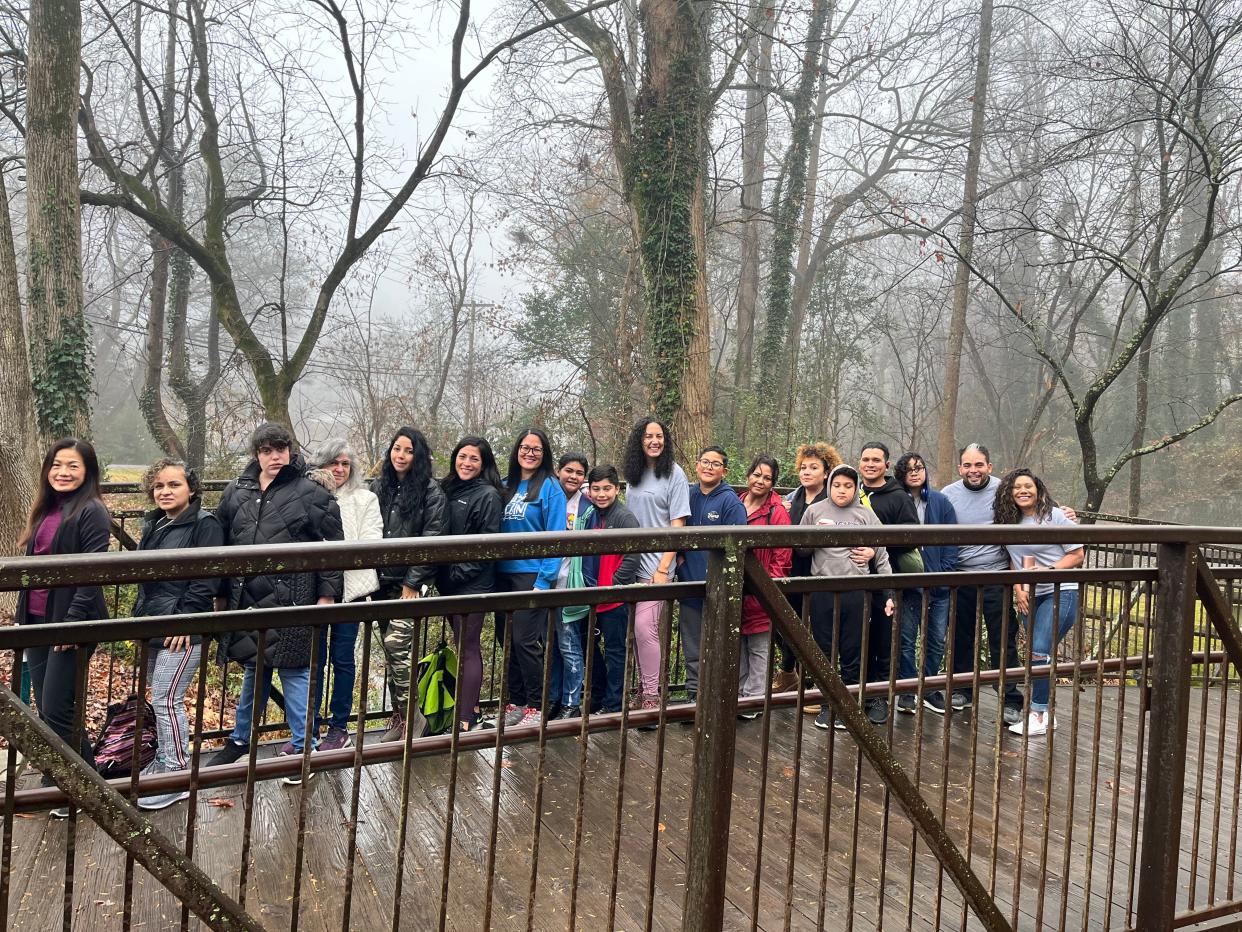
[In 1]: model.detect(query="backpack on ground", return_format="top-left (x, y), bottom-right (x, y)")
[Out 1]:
top-left (417, 642), bottom-right (458, 736)
top-left (94, 695), bottom-right (158, 777)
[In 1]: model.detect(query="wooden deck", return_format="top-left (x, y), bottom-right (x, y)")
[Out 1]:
top-left (4, 685), bottom-right (1240, 930)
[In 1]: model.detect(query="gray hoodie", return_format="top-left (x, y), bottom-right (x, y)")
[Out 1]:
top-left (799, 469), bottom-right (895, 579)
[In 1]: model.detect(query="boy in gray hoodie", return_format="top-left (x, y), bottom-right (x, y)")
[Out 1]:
top-left (799, 465), bottom-right (894, 729)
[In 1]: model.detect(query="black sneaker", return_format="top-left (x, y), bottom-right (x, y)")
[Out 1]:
top-left (206, 740), bottom-right (248, 767)
top-left (865, 697), bottom-right (889, 725)
top-left (896, 694), bottom-right (917, 714)
top-left (922, 692), bottom-right (947, 714)
top-left (49, 805), bottom-right (70, 820)
top-left (555, 705), bottom-right (581, 720)
top-left (814, 707), bottom-right (833, 730)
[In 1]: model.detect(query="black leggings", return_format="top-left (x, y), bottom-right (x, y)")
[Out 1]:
top-left (26, 640), bottom-right (96, 766)
top-left (451, 612), bottom-right (485, 727)
top-left (497, 572), bottom-right (549, 710)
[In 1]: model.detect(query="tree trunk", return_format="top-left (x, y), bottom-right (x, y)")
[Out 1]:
top-left (631, 0), bottom-right (713, 455)
top-left (731, 2), bottom-right (774, 448)
top-left (0, 170), bottom-right (41, 612)
top-left (754, 0), bottom-right (829, 428)
top-left (140, 230), bottom-right (188, 460)
top-left (934, 0), bottom-right (994, 476)
top-left (26, 0), bottom-right (91, 441)
top-left (1127, 335), bottom-right (1151, 517)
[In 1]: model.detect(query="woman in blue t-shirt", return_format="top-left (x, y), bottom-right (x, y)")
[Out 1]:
top-left (994, 469), bottom-right (1084, 738)
top-left (495, 428), bottom-right (568, 729)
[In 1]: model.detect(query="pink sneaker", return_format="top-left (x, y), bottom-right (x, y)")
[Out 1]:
top-left (517, 706), bottom-right (542, 727)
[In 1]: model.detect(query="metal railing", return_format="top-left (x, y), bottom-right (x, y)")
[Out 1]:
top-left (0, 524), bottom-right (1239, 930)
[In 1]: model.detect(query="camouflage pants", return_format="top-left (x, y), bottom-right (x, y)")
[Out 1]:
top-left (381, 616), bottom-right (419, 711)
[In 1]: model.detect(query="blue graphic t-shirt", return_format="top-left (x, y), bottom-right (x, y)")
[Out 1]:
top-left (498, 476), bottom-right (568, 590)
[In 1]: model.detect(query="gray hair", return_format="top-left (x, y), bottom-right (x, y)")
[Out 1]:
top-left (309, 438), bottom-right (362, 492)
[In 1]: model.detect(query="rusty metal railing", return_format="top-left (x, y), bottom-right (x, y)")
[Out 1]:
top-left (1, 524), bottom-right (1240, 930)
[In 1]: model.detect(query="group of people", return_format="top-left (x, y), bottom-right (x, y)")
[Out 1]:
top-left (13, 420), bottom-right (1084, 816)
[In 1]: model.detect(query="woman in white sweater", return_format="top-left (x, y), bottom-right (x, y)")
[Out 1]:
top-left (310, 440), bottom-right (383, 750)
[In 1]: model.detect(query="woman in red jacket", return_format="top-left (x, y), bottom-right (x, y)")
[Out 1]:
top-left (738, 455), bottom-right (792, 719)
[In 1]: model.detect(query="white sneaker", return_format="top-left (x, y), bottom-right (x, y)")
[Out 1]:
top-left (1009, 711), bottom-right (1054, 736)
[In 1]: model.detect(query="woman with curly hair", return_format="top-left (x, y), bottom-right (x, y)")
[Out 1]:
top-left (371, 427), bottom-right (447, 742)
top-left (622, 417), bottom-right (691, 713)
top-left (993, 468), bottom-right (1084, 738)
top-left (775, 441), bottom-right (842, 698)
top-left (132, 459), bottom-right (224, 809)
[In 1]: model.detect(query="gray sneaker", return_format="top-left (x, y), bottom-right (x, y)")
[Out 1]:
top-left (502, 704), bottom-right (527, 727)
top-left (865, 698), bottom-right (889, 725)
top-left (138, 789), bottom-right (190, 810)
top-left (1002, 705), bottom-right (1023, 726)
top-left (950, 692), bottom-right (972, 712)
top-left (896, 694), bottom-right (917, 714)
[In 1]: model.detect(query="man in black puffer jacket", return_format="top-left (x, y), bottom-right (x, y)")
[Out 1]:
top-left (207, 423), bottom-right (343, 776)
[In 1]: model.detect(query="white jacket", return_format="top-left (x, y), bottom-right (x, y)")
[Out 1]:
top-left (338, 486), bottom-right (383, 602)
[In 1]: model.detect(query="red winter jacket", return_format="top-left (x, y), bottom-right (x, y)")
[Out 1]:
top-left (740, 491), bottom-right (793, 634)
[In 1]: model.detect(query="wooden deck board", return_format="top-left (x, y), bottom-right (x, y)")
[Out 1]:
top-left (3, 684), bottom-right (1240, 930)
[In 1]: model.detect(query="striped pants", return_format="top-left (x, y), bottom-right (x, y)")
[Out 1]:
top-left (146, 645), bottom-right (201, 771)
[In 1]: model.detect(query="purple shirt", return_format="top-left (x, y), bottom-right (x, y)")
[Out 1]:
top-left (27, 505), bottom-right (64, 617)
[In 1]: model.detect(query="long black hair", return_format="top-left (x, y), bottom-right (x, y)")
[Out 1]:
top-left (442, 435), bottom-right (504, 496)
top-left (373, 427), bottom-right (433, 520)
top-left (622, 417), bottom-right (674, 486)
top-left (993, 468), bottom-right (1056, 525)
top-left (19, 438), bottom-right (104, 547)
top-left (504, 427), bottom-right (554, 503)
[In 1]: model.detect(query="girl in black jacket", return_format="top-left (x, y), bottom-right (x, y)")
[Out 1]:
top-left (132, 460), bottom-right (224, 810)
top-left (371, 427), bottom-right (447, 741)
top-left (15, 439), bottom-right (111, 804)
top-left (438, 436), bottom-right (504, 730)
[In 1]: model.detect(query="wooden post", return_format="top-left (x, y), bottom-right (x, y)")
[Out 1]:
top-left (0, 686), bottom-right (264, 931)
top-left (682, 541), bottom-right (744, 931)
top-left (1136, 543), bottom-right (1196, 930)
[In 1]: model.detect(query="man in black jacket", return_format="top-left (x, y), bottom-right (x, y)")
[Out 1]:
top-left (857, 442), bottom-right (921, 724)
top-left (207, 423), bottom-right (343, 778)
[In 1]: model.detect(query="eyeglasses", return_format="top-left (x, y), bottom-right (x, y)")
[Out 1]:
top-left (257, 442), bottom-right (290, 455)
top-left (698, 458), bottom-right (726, 470)
top-left (518, 445), bottom-right (543, 456)
top-left (907, 464), bottom-right (926, 473)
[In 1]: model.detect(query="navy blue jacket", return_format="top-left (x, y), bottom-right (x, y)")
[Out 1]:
top-left (912, 486), bottom-right (959, 595)
top-left (678, 481), bottom-right (748, 609)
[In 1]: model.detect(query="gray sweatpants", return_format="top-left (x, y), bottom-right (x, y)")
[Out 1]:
top-left (738, 634), bottom-right (770, 698)
top-left (146, 644), bottom-right (202, 771)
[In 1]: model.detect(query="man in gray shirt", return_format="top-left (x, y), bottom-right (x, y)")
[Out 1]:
top-left (938, 443), bottom-right (1024, 722)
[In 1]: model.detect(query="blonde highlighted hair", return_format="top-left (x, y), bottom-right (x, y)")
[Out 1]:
top-left (793, 442), bottom-right (843, 473)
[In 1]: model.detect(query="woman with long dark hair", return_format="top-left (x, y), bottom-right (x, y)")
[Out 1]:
top-left (495, 428), bottom-right (567, 727)
top-left (994, 468), bottom-right (1084, 738)
top-left (437, 436), bottom-right (504, 731)
top-left (15, 439), bottom-right (111, 813)
top-left (622, 417), bottom-right (691, 712)
top-left (132, 459), bottom-right (224, 809)
top-left (371, 427), bottom-right (447, 742)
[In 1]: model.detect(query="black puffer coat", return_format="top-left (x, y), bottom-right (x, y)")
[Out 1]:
top-left (436, 477), bottom-right (502, 596)
top-left (215, 456), bottom-right (343, 667)
top-left (133, 499), bottom-right (225, 647)
top-left (377, 478), bottom-right (447, 590)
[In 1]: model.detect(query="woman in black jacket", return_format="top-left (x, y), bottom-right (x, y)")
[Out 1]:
top-left (132, 459), bottom-right (224, 809)
top-left (206, 423), bottom-right (343, 780)
top-left (15, 438), bottom-right (111, 808)
top-left (437, 436), bottom-right (503, 730)
top-left (371, 427), bottom-right (447, 741)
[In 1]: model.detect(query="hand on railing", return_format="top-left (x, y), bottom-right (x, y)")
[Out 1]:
top-left (400, 585), bottom-right (420, 600)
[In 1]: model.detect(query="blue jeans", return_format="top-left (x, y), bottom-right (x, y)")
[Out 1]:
top-left (1026, 589), bottom-right (1079, 711)
top-left (898, 591), bottom-right (949, 690)
top-left (597, 606), bottom-right (630, 712)
top-left (556, 617), bottom-right (585, 707)
top-left (315, 623), bottom-right (359, 731)
top-left (231, 663), bottom-right (313, 751)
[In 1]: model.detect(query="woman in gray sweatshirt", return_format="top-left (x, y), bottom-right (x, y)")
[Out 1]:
top-left (799, 466), bottom-right (894, 729)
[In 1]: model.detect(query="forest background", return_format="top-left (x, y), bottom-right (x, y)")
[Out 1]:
top-left (1, 0), bottom-right (1240, 545)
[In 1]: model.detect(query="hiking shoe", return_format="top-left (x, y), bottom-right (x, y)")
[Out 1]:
top-left (318, 726), bottom-right (352, 751)
top-left (517, 707), bottom-right (542, 727)
top-left (813, 707), bottom-right (833, 730)
top-left (896, 694), bottom-right (917, 714)
top-left (923, 692), bottom-right (947, 714)
top-left (380, 713), bottom-right (406, 743)
top-left (138, 789), bottom-right (190, 811)
top-left (865, 697), bottom-right (889, 725)
top-left (277, 742), bottom-right (313, 785)
top-left (206, 739), bottom-right (248, 767)
top-left (502, 704), bottom-right (527, 728)
top-left (801, 704), bottom-right (822, 715)
top-left (950, 692), bottom-right (972, 712)
top-left (1009, 711), bottom-right (1054, 737)
top-left (771, 670), bottom-right (800, 694)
